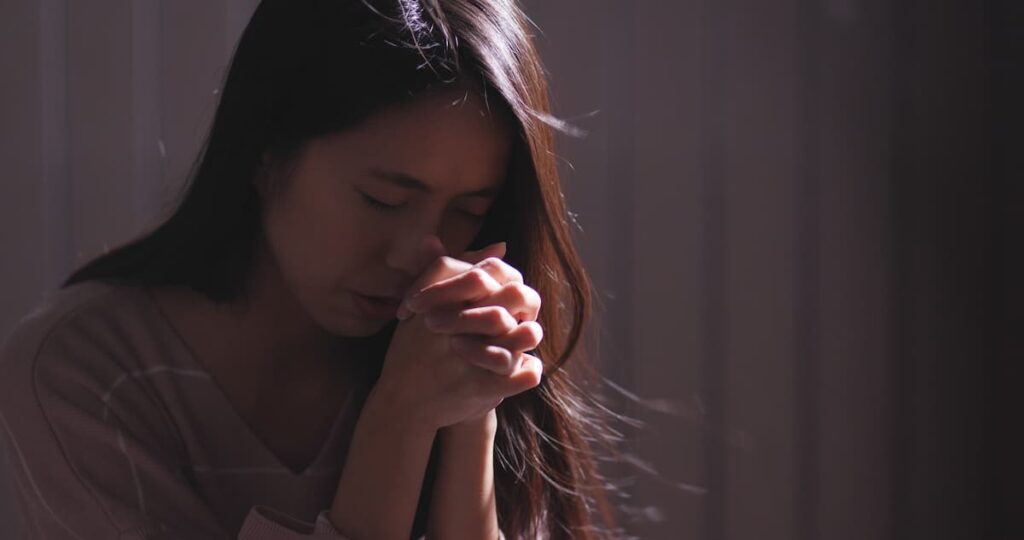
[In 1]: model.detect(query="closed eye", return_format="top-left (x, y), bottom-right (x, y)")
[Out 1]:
top-left (359, 190), bottom-right (487, 220)
top-left (459, 210), bottom-right (486, 221)
top-left (358, 192), bottom-right (403, 211)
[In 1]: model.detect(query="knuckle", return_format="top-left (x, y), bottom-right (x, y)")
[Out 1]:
top-left (468, 268), bottom-right (491, 287)
top-left (439, 256), bottom-right (464, 274)
top-left (526, 287), bottom-right (541, 309)
top-left (526, 321), bottom-right (544, 344)
top-left (505, 283), bottom-right (529, 304)
top-left (507, 282), bottom-right (538, 305)
top-left (479, 257), bottom-right (522, 284)
top-left (507, 267), bottom-right (524, 284)
top-left (496, 308), bottom-right (518, 330)
top-left (479, 308), bottom-right (500, 324)
top-left (524, 355), bottom-right (543, 384)
top-left (482, 307), bottom-right (511, 328)
top-left (478, 257), bottom-right (503, 271)
top-left (509, 325), bottom-right (540, 351)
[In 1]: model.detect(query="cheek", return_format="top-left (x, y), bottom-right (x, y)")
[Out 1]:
top-left (263, 194), bottom-right (361, 289)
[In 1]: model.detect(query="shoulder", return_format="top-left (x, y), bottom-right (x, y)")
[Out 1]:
top-left (0, 282), bottom-right (201, 538)
top-left (0, 280), bottom-right (161, 407)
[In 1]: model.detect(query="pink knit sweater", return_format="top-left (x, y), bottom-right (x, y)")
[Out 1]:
top-left (0, 281), bottom-right (377, 539)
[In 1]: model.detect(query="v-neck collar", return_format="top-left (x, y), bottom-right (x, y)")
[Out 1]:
top-left (138, 284), bottom-right (355, 478)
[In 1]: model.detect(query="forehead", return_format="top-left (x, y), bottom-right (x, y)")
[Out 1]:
top-left (312, 85), bottom-right (516, 194)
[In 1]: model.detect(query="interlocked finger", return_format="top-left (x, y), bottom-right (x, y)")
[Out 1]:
top-left (450, 335), bottom-right (517, 375)
top-left (472, 256), bottom-right (523, 285)
top-left (493, 321), bottom-right (544, 353)
top-left (406, 268), bottom-right (503, 314)
top-left (465, 282), bottom-right (541, 323)
top-left (424, 306), bottom-right (519, 336)
top-left (447, 321), bottom-right (543, 376)
top-left (398, 242), bottom-right (506, 320)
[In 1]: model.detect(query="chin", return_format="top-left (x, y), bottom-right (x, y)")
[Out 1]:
top-left (325, 313), bottom-right (394, 338)
top-left (311, 292), bottom-right (398, 338)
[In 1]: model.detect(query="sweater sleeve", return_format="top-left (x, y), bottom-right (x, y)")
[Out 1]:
top-left (0, 324), bottom-right (353, 540)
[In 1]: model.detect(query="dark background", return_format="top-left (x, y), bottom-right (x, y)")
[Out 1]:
top-left (1, 0), bottom-right (1020, 538)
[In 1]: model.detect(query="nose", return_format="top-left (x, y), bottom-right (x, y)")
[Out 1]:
top-left (386, 233), bottom-right (448, 277)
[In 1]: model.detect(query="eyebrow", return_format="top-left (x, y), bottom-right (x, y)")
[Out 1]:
top-left (367, 168), bottom-right (501, 198)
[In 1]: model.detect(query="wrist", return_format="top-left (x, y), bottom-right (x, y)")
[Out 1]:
top-left (428, 410), bottom-right (500, 540)
top-left (441, 409), bottom-right (497, 443)
top-left (365, 378), bottom-right (437, 438)
top-left (330, 384), bottom-right (437, 540)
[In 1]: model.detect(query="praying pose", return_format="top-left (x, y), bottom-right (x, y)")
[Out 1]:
top-left (0, 1), bottom-right (618, 538)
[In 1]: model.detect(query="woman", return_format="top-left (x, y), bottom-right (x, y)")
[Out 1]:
top-left (0, 0), bottom-right (620, 538)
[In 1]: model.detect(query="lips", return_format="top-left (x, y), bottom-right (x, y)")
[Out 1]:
top-left (352, 291), bottom-right (402, 319)
top-left (361, 294), bottom-right (401, 305)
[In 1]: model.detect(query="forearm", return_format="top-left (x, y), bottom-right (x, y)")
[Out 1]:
top-left (426, 410), bottom-right (501, 540)
top-left (329, 383), bottom-right (437, 540)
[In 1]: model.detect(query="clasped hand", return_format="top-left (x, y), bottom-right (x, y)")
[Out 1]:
top-left (376, 241), bottom-right (544, 431)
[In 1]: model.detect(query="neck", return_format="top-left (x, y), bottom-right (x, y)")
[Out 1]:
top-left (217, 246), bottom-right (363, 381)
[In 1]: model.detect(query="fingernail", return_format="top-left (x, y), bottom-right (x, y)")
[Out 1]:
top-left (396, 303), bottom-right (411, 320)
top-left (495, 241), bottom-right (507, 257)
top-left (405, 294), bottom-right (422, 312)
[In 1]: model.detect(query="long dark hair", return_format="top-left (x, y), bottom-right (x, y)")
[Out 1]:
top-left (64, 1), bottom-right (622, 538)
